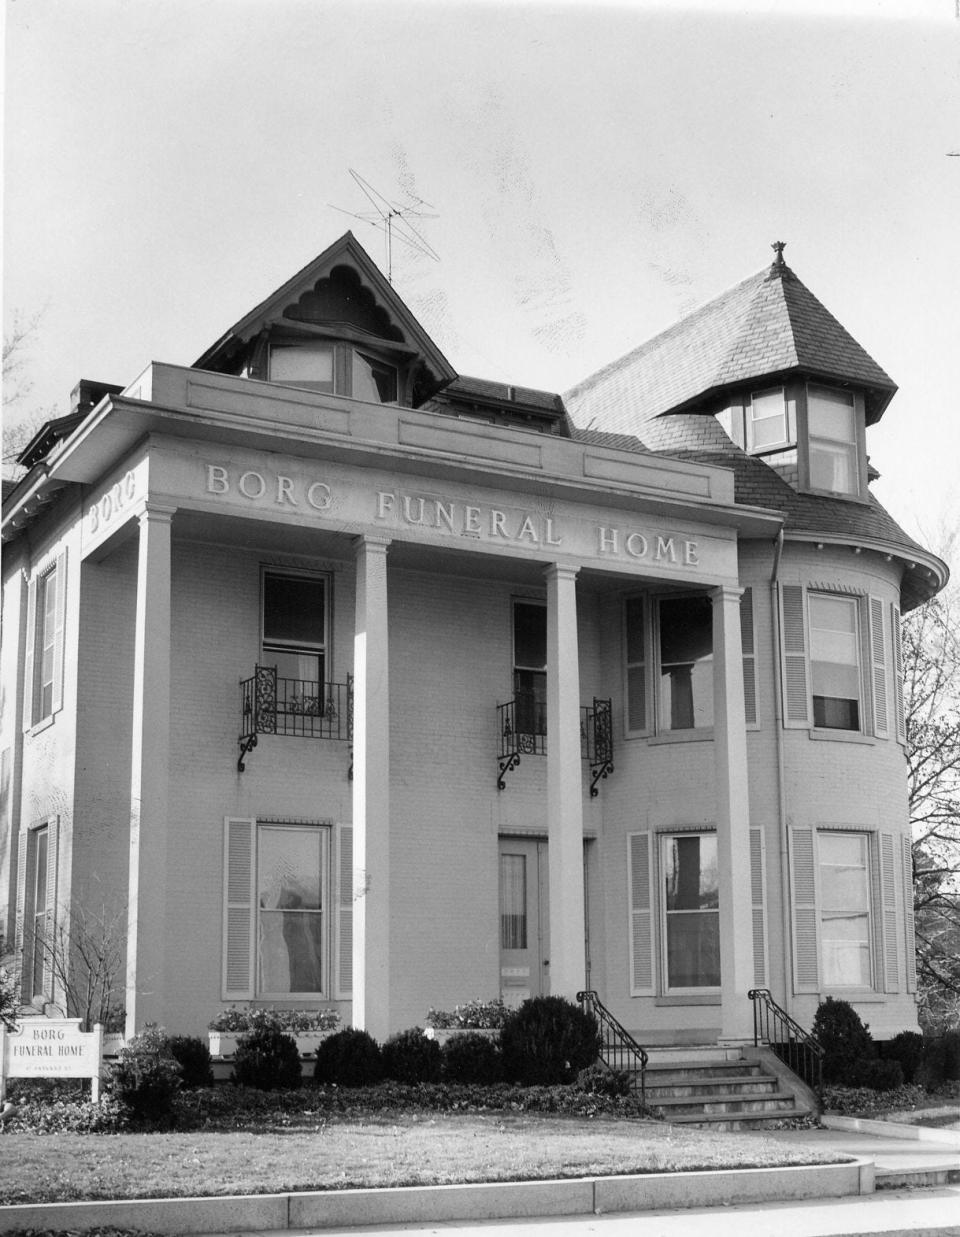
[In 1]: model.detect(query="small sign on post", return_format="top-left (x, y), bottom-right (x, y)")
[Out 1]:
top-left (0, 1018), bottom-right (105, 1102)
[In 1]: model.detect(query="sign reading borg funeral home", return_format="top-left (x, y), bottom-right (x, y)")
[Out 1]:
top-left (0, 1018), bottom-right (104, 1101)
top-left (200, 460), bottom-right (722, 575)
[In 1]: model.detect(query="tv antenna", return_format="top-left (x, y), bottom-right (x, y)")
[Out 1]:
top-left (330, 170), bottom-right (439, 283)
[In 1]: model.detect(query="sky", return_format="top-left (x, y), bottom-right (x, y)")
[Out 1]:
top-left (3, 0), bottom-right (959, 549)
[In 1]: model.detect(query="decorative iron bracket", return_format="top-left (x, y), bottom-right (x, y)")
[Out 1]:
top-left (589, 757), bottom-right (614, 798)
top-left (497, 751), bottom-right (521, 790)
top-left (237, 733), bottom-right (257, 773)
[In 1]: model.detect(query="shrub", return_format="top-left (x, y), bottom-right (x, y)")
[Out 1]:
top-left (920, 1029), bottom-right (960, 1089)
top-left (382, 1027), bottom-right (441, 1084)
top-left (499, 996), bottom-right (600, 1086)
top-left (812, 997), bottom-right (874, 1085)
top-left (878, 1031), bottom-right (924, 1084)
top-left (821, 1081), bottom-right (928, 1116)
top-left (313, 1027), bottom-right (383, 1087)
top-left (169, 1035), bottom-right (215, 1088)
top-left (231, 1026), bottom-right (303, 1090)
top-left (851, 1057), bottom-right (904, 1091)
top-left (441, 1032), bottom-right (503, 1084)
top-left (106, 1024), bottom-right (182, 1125)
top-left (576, 1064), bottom-right (633, 1097)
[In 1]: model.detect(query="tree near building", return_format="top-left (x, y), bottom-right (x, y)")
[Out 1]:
top-left (904, 528), bottom-right (960, 1030)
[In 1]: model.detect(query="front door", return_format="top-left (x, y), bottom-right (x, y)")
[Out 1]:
top-left (499, 837), bottom-right (549, 1007)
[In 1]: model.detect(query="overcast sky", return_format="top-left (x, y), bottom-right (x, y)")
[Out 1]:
top-left (3, 0), bottom-right (958, 546)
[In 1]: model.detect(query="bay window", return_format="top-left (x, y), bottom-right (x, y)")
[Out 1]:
top-left (269, 340), bottom-right (398, 404)
top-left (809, 593), bottom-right (861, 731)
top-left (807, 386), bottom-right (860, 497)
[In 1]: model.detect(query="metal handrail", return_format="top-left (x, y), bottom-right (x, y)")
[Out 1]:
top-left (748, 987), bottom-right (824, 1097)
top-left (578, 989), bottom-right (648, 1106)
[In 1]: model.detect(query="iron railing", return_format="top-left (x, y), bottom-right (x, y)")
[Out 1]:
top-left (578, 989), bottom-right (648, 1106)
top-left (238, 666), bottom-right (353, 771)
top-left (497, 696), bottom-right (614, 792)
top-left (749, 987), bottom-right (824, 1097)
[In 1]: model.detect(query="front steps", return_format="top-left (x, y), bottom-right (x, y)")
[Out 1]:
top-left (641, 1044), bottom-right (816, 1131)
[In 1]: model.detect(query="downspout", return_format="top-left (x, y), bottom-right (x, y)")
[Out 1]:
top-left (769, 527), bottom-right (792, 1012)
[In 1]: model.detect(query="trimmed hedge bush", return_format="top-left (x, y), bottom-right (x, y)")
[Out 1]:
top-left (851, 1057), bottom-right (904, 1092)
top-left (500, 996), bottom-right (600, 1086)
top-left (441, 1032), bottom-right (503, 1084)
top-left (382, 1028), bottom-right (442, 1084)
top-left (231, 1027), bottom-right (303, 1090)
top-left (878, 1031), bottom-right (924, 1085)
top-left (106, 1024), bottom-right (182, 1124)
top-left (169, 1034), bottom-right (215, 1088)
top-left (920, 1030), bottom-right (960, 1088)
top-left (313, 1027), bottom-right (384, 1087)
top-left (812, 997), bottom-right (874, 1085)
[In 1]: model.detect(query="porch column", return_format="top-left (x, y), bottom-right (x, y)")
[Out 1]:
top-left (545, 563), bottom-right (586, 998)
top-left (711, 584), bottom-right (755, 1042)
top-left (351, 534), bottom-right (392, 1041)
top-left (126, 503), bottom-right (175, 1036)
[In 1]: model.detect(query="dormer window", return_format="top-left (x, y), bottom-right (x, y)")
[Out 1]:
top-left (746, 387), bottom-right (793, 451)
top-left (806, 386), bottom-right (860, 497)
top-left (268, 340), bottom-right (398, 404)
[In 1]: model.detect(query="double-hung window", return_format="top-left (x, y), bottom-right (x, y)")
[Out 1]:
top-left (24, 552), bottom-right (67, 729)
top-left (660, 832), bottom-right (720, 991)
top-left (222, 818), bottom-right (349, 1000)
top-left (818, 832), bottom-right (872, 988)
top-left (20, 820), bottom-right (57, 1003)
top-left (807, 386), bottom-right (860, 497)
top-left (624, 594), bottom-right (717, 734)
top-left (746, 387), bottom-right (792, 452)
top-left (269, 341), bottom-right (398, 404)
top-left (513, 601), bottom-right (547, 737)
top-left (262, 569), bottom-right (327, 688)
top-left (809, 594), bottom-right (861, 731)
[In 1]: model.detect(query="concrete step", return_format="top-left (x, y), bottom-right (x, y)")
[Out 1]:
top-left (646, 1075), bottom-right (780, 1100)
top-left (651, 1091), bottom-right (798, 1117)
top-left (644, 1062), bottom-right (766, 1084)
top-left (877, 1165), bottom-right (960, 1189)
top-left (664, 1106), bottom-right (813, 1131)
top-left (643, 1045), bottom-right (745, 1067)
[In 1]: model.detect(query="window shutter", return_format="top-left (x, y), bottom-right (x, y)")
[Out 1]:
top-left (335, 822), bottom-right (353, 999)
top-left (14, 830), bottom-right (28, 989)
top-left (902, 836), bottom-right (917, 993)
top-left (789, 826), bottom-right (819, 993)
top-left (22, 574), bottom-right (37, 730)
top-left (891, 604), bottom-right (906, 744)
top-left (879, 832), bottom-right (899, 992)
top-left (750, 825), bottom-right (766, 987)
top-left (222, 817), bottom-right (255, 1000)
top-left (51, 551), bottom-right (67, 715)
top-left (779, 585), bottom-right (810, 726)
top-left (41, 819), bottom-right (59, 998)
top-left (627, 832), bottom-right (654, 996)
top-left (868, 598), bottom-right (888, 738)
top-left (741, 587), bottom-right (758, 726)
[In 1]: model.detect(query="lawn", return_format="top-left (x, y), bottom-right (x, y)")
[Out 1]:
top-left (0, 1112), bottom-right (846, 1207)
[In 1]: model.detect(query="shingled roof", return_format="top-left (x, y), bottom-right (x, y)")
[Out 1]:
top-left (565, 249), bottom-right (897, 437)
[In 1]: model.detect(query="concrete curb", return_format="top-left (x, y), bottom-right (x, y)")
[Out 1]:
top-left (0, 1157), bottom-right (871, 1235)
top-left (823, 1112), bottom-right (960, 1147)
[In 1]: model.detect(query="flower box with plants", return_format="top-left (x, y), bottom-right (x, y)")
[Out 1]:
top-left (423, 997), bottom-right (507, 1045)
top-left (207, 1007), bottom-right (341, 1057)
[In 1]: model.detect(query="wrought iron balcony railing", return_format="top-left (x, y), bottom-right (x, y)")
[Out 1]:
top-left (238, 666), bottom-right (353, 771)
top-left (497, 695), bottom-right (614, 793)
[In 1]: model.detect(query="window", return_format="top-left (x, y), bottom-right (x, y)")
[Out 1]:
top-left (624, 597), bottom-right (647, 733)
top-left (24, 553), bottom-right (66, 728)
top-left (262, 570), bottom-right (327, 686)
top-left (222, 817), bottom-right (346, 1000)
top-left (513, 601), bottom-right (546, 736)
top-left (22, 822), bottom-right (56, 1002)
top-left (658, 596), bottom-right (713, 730)
top-left (809, 594), bottom-right (861, 731)
top-left (747, 387), bottom-right (792, 452)
top-left (818, 832), bottom-right (872, 987)
top-left (269, 341), bottom-right (398, 404)
top-left (807, 386), bottom-right (859, 497)
top-left (660, 833), bottom-right (720, 990)
top-left (500, 853), bottom-right (528, 950)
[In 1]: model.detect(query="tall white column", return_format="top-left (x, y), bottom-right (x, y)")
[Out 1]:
top-left (545, 563), bottom-right (586, 999)
top-left (125, 503), bottom-right (175, 1037)
top-left (712, 584), bottom-right (755, 1042)
top-left (351, 534), bottom-right (392, 1040)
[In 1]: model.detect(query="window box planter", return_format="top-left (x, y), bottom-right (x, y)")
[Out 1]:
top-left (208, 1029), bottom-right (335, 1059)
top-left (102, 1032), bottom-right (125, 1057)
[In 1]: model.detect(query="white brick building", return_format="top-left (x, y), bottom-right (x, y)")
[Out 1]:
top-left (1, 235), bottom-right (946, 1048)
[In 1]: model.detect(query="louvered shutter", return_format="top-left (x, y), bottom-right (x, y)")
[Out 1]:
top-left (41, 819), bottom-right (59, 998)
top-left (879, 832), bottom-right (899, 992)
top-left (902, 836), bottom-right (918, 992)
top-left (789, 826), bottom-right (819, 992)
top-left (22, 575), bottom-right (37, 731)
top-left (891, 604), bottom-right (906, 744)
top-left (335, 823), bottom-right (353, 999)
top-left (14, 830), bottom-right (28, 990)
top-left (222, 817), bottom-right (255, 999)
top-left (741, 587), bottom-right (758, 727)
top-left (868, 598), bottom-right (888, 738)
top-left (780, 585), bottom-right (810, 726)
top-left (628, 832), bottom-right (654, 996)
top-left (51, 551), bottom-right (67, 715)
top-left (750, 826), bottom-right (766, 987)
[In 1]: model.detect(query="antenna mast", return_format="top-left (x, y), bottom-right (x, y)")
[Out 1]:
top-left (330, 170), bottom-right (440, 283)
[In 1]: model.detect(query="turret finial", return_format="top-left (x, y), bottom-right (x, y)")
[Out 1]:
top-left (771, 240), bottom-right (787, 267)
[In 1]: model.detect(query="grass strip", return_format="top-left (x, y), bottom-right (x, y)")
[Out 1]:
top-left (1, 1112), bottom-right (845, 1206)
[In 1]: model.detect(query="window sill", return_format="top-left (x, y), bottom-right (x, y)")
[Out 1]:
top-left (808, 729), bottom-right (876, 746)
top-left (648, 728), bottom-right (714, 746)
top-left (817, 990), bottom-right (887, 1003)
top-left (655, 994), bottom-right (721, 1006)
top-left (26, 714), bottom-right (56, 738)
